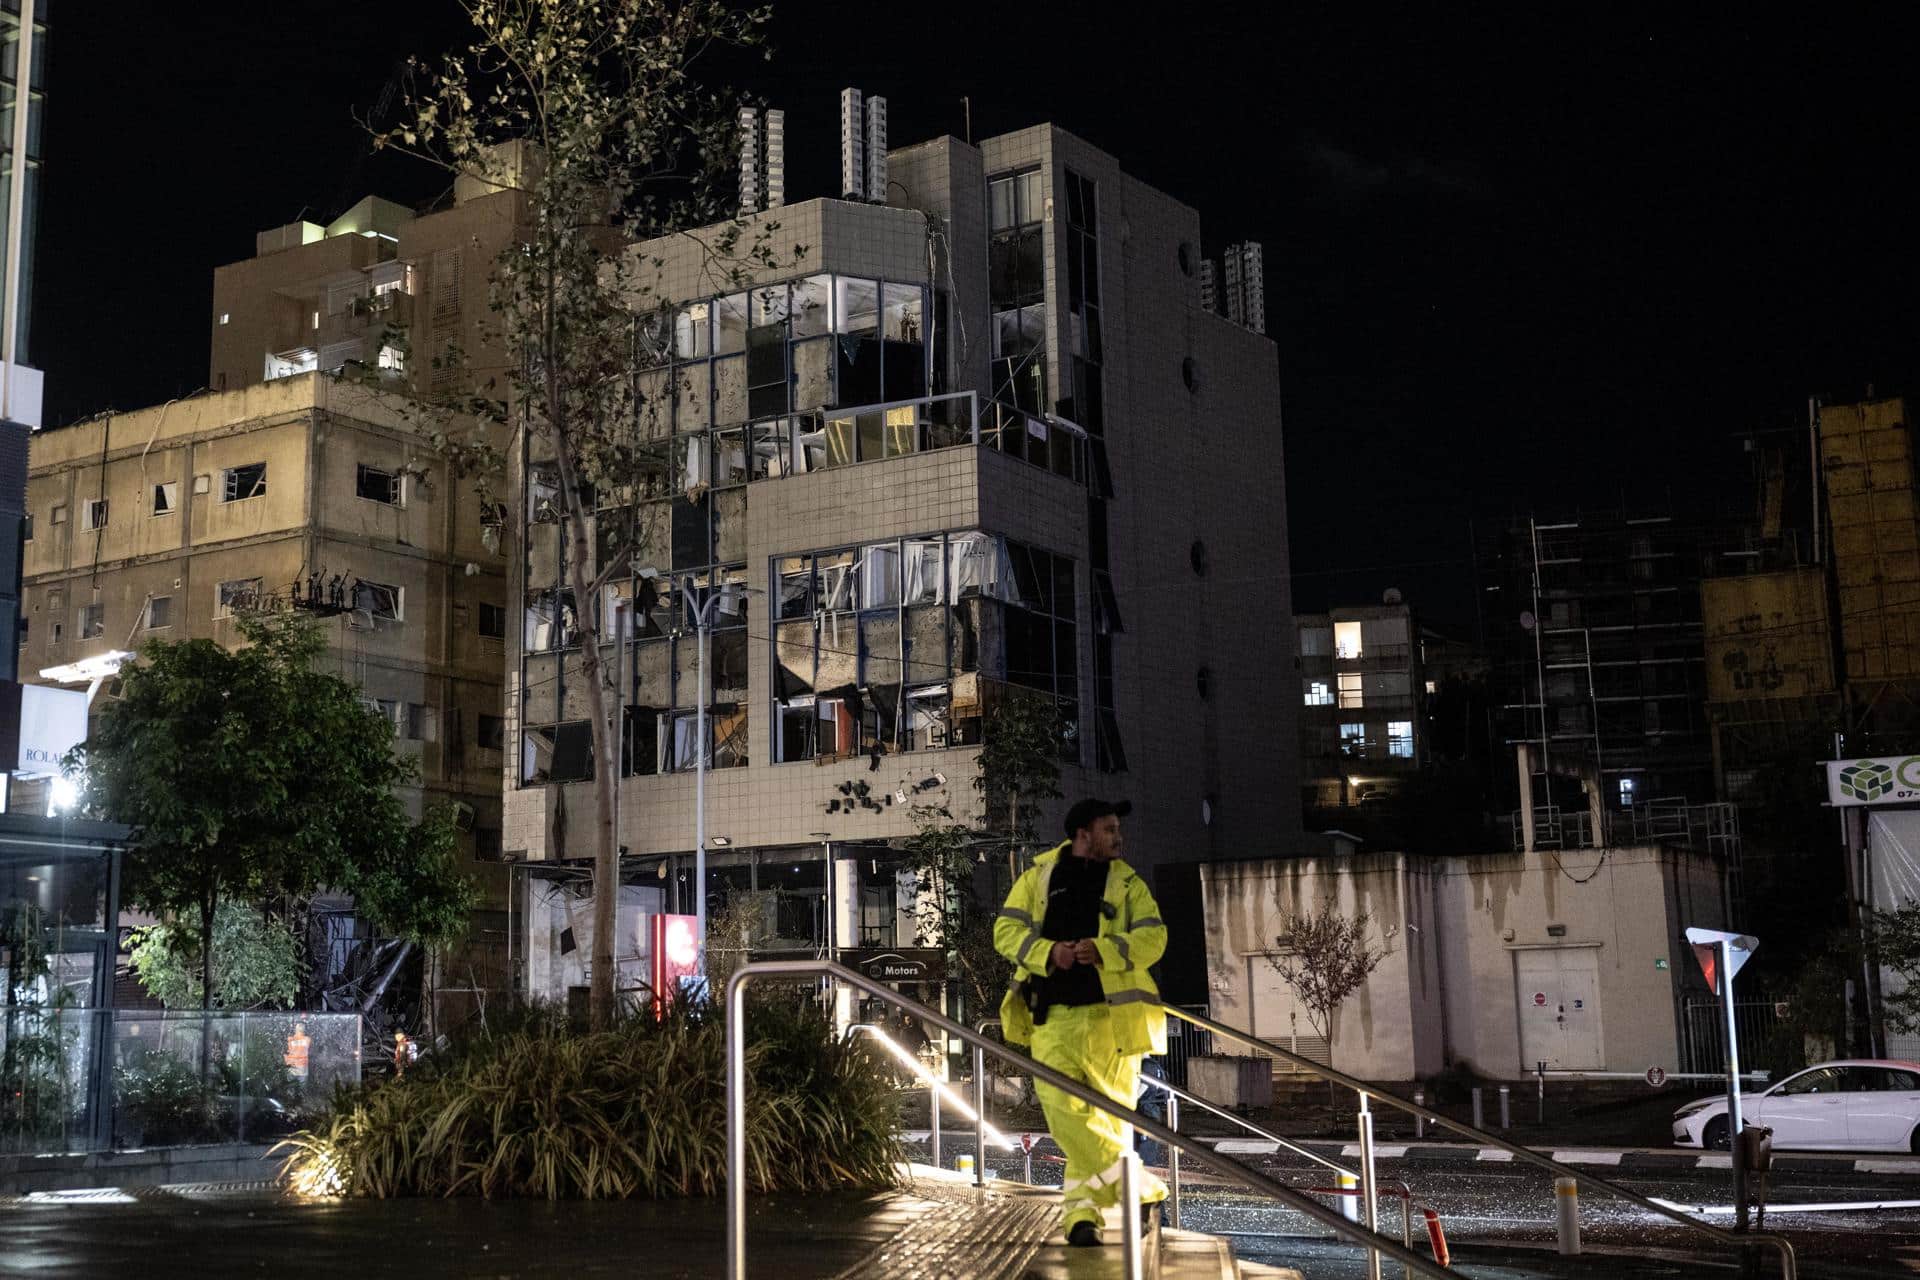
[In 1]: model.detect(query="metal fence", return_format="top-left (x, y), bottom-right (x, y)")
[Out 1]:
top-left (1161, 1003), bottom-right (1211, 1088)
top-left (1680, 997), bottom-right (1782, 1076)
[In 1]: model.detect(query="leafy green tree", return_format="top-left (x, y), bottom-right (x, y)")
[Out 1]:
top-left (129, 900), bottom-right (303, 1011)
top-left (67, 613), bottom-right (476, 1010)
top-left (373, 0), bottom-right (788, 1029)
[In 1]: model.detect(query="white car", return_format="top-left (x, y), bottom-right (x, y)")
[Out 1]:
top-left (1672, 1059), bottom-right (1920, 1152)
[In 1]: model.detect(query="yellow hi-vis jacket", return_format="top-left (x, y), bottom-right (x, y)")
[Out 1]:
top-left (994, 842), bottom-right (1168, 1056)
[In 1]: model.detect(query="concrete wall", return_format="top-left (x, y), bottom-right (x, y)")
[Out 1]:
top-left (1201, 846), bottom-right (1727, 1082)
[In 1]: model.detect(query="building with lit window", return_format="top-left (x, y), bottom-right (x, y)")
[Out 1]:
top-left (504, 120), bottom-right (1299, 1006)
top-left (1295, 598), bottom-right (1425, 813)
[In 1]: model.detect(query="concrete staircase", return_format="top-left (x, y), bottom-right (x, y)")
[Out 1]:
top-left (873, 1165), bottom-right (1304, 1280)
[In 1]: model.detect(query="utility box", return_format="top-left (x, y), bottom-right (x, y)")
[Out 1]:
top-left (1188, 1055), bottom-right (1274, 1110)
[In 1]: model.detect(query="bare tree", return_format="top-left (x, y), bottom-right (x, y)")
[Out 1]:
top-left (1266, 904), bottom-right (1389, 1096)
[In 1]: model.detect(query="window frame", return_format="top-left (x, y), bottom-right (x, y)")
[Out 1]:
top-left (221, 462), bottom-right (269, 503)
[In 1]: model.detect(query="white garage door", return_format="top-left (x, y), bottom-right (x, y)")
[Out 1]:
top-left (1514, 947), bottom-right (1604, 1072)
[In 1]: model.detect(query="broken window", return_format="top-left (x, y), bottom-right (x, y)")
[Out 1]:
top-left (478, 602), bottom-right (507, 639)
top-left (902, 537), bottom-right (945, 605)
top-left (357, 580), bottom-right (402, 621)
top-left (79, 603), bottom-right (104, 639)
top-left (1333, 621), bottom-right (1363, 661)
top-left (777, 557), bottom-right (813, 620)
top-left (835, 278), bottom-right (879, 337)
top-left (216, 577), bottom-right (262, 617)
top-left (1297, 624), bottom-right (1331, 657)
top-left (1337, 672), bottom-right (1363, 708)
top-left (860, 543), bottom-right (901, 608)
top-left (404, 703), bottom-right (435, 742)
top-left (522, 721), bottom-right (593, 784)
top-left (675, 302), bottom-right (712, 359)
top-left (524, 588), bottom-right (579, 650)
top-left (147, 596), bottom-right (172, 630)
top-left (356, 464), bottom-right (401, 504)
top-left (1387, 721), bottom-right (1414, 759)
top-left (222, 462), bottom-right (268, 503)
top-left (477, 714), bottom-right (505, 751)
top-left (49, 503), bottom-right (65, 526)
top-left (1303, 679), bottom-right (1332, 707)
top-left (83, 499), bottom-right (108, 531)
top-left (714, 293), bottom-right (749, 356)
top-left (152, 483), bottom-right (178, 515)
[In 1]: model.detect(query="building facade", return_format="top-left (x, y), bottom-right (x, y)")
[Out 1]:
top-left (14, 377), bottom-right (510, 902)
top-left (1295, 599), bottom-right (1425, 812)
top-left (503, 123), bottom-right (1300, 1005)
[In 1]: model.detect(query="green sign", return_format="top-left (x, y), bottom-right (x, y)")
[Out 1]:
top-left (1654, 958), bottom-right (1669, 971)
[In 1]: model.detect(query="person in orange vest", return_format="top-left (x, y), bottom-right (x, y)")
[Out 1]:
top-left (284, 1022), bottom-right (311, 1082)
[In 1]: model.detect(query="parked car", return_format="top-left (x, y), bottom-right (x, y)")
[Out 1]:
top-left (1672, 1060), bottom-right (1920, 1152)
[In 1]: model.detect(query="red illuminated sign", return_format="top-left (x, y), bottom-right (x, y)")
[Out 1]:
top-left (649, 913), bottom-right (701, 1018)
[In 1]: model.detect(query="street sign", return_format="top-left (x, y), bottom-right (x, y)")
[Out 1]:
top-left (1532, 991), bottom-right (1547, 1007)
top-left (839, 948), bottom-right (946, 983)
top-left (1646, 1066), bottom-right (1667, 1088)
top-left (1825, 755), bottom-right (1920, 806)
top-left (1654, 958), bottom-right (1669, 971)
top-left (1685, 928), bottom-right (1758, 995)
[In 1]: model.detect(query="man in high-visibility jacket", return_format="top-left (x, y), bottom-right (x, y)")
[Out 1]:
top-left (995, 797), bottom-right (1169, 1246)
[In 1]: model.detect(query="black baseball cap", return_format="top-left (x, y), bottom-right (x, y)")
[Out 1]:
top-left (1064, 797), bottom-right (1132, 837)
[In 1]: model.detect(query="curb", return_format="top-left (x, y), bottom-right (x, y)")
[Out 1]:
top-left (901, 1129), bottom-right (1920, 1176)
top-left (1198, 1135), bottom-right (1920, 1176)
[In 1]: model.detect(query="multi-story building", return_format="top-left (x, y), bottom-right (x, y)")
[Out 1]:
top-left (1294, 598), bottom-right (1424, 812)
top-left (14, 376), bottom-right (512, 1020)
top-left (503, 121), bottom-right (1299, 1006)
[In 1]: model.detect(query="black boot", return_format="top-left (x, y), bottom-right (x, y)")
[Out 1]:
top-left (1067, 1221), bottom-right (1101, 1247)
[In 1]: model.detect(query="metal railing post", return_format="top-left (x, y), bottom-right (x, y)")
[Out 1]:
top-left (1120, 1150), bottom-right (1144, 1280)
top-left (930, 1072), bottom-right (942, 1169)
top-left (725, 967), bottom-right (748, 1280)
top-left (1499, 1085), bottom-right (1511, 1130)
top-left (1166, 1090), bottom-right (1182, 1228)
top-left (972, 1045), bottom-right (987, 1188)
top-left (1358, 1092), bottom-right (1382, 1280)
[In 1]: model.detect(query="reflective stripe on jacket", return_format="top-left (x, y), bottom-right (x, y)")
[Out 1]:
top-left (993, 842), bottom-right (1168, 1055)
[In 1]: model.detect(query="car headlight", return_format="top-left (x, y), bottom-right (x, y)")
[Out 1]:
top-left (1673, 1100), bottom-right (1714, 1120)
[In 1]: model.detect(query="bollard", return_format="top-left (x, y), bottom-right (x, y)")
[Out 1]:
top-left (1499, 1085), bottom-right (1511, 1130)
top-left (1337, 1170), bottom-right (1362, 1223)
top-left (1471, 1086), bottom-right (1484, 1129)
top-left (1554, 1177), bottom-right (1581, 1255)
top-left (1537, 1061), bottom-right (1547, 1125)
top-left (972, 1045), bottom-right (987, 1189)
top-left (1023, 1142), bottom-right (1033, 1186)
top-left (1413, 1090), bottom-right (1425, 1139)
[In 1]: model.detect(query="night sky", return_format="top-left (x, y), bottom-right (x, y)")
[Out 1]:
top-left (30, 4), bottom-right (1920, 627)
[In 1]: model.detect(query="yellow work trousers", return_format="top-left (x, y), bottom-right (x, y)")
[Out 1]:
top-left (1031, 1002), bottom-right (1169, 1234)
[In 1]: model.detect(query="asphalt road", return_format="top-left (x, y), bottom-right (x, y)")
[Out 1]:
top-left (909, 1134), bottom-right (1920, 1278)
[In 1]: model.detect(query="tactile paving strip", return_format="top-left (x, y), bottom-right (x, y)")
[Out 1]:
top-left (829, 1179), bottom-right (1058, 1280)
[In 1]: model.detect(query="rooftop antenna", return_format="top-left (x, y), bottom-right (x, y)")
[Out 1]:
top-left (737, 107), bottom-right (761, 218)
top-left (864, 95), bottom-right (889, 204)
top-left (765, 110), bottom-right (786, 208)
top-left (839, 87), bottom-right (865, 200)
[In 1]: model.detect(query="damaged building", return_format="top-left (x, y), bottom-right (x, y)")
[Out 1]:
top-left (504, 113), bottom-right (1300, 1013)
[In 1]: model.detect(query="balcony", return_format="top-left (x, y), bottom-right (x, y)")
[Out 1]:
top-left (725, 391), bottom-right (1088, 487)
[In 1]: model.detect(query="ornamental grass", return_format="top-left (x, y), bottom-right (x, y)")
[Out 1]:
top-left (274, 996), bottom-right (901, 1199)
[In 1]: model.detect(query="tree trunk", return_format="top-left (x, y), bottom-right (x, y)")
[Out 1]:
top-left (201, 891), bottom-right (217, 1012)
top-left (550, 423), bottom-right (621, 1032)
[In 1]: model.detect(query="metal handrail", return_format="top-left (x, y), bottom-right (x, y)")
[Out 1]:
top-left (1144, 1073), bottom-right (1359, 1183)
top-left (1166, 1005), bottom-right (1798, 1279)
top-left (725, 961), bottom-right (1460, 1280)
